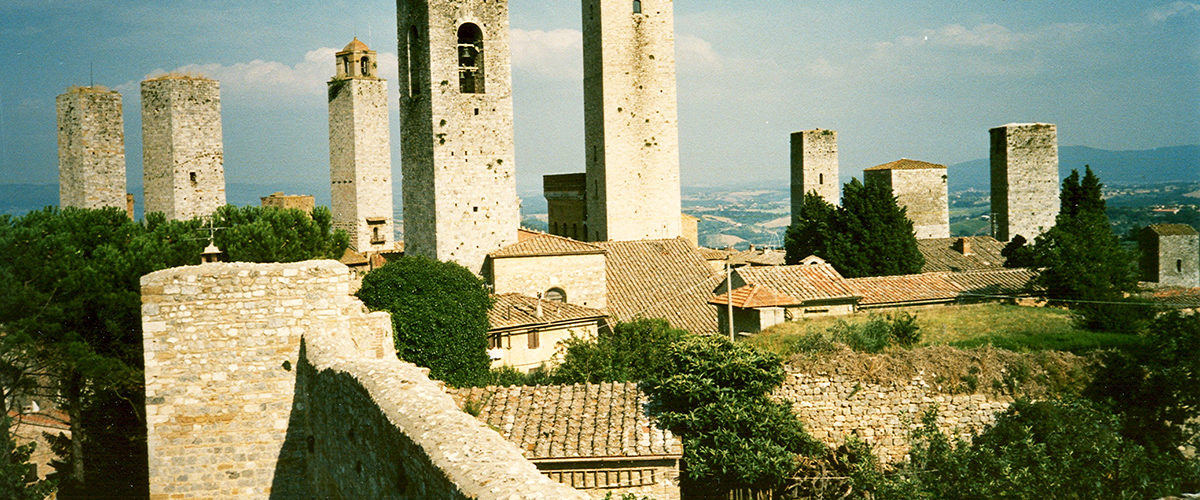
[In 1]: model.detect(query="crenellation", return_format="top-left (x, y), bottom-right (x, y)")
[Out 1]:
top-left (56, 86), bottom-right (127, 210)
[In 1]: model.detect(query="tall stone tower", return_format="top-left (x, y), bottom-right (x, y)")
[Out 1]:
top-left (990, 123), bottom-right (1059, 242)
top-left (791, 129), bottom-right (839, 221)
top-left (141, 75), bottom-right (226, 221)
top-left (329, 38), bottom-right (394, 253)
top-left (864, 159), bottom-right (949, 239)
top-left (582, 0), bottom-right (682, 242)
top-left (397, 0), bottom-right (520, 273)
top-left (56, 86), bottom-right (127, 210)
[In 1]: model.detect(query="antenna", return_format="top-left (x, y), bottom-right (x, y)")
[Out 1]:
top-left (90, 62), bottom-right (94, 87)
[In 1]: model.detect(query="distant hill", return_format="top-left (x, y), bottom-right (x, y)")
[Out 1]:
top-left (948, 145), bottom-right (1200, 192)
top-left (0, 184), bottom-right (58, 215)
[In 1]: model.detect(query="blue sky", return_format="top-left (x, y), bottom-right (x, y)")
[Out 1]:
top-left (1, 0), bottom-right (1197, 197)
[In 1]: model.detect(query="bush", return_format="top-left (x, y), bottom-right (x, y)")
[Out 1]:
top-left (550, 319), bottom-right (687, 384)
top-left (791, 313), bottom-right (922, 354)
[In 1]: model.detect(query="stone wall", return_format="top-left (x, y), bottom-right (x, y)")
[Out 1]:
top-left (864, 166), bottom-right (949, 239)
top-left (141, 75), bottom-right (226, 221)
top-left (56, 86), bottom-right (127, 210)
top-left (545, 173), bottom-right (588, 241)
top-left (777, 372), bottom-right (1012, 462)
top-left (142, 260), bottom-right (585, 499)
top-left (329, 68), bottom-right (395, 253)
top-left (1142, 230), bottom-right (1200, 288)
top-left (490, 253), bottom-right (609, 309)
top-left (989, 123), bottom-right (1058, 242)
top-left (791, 129), bottom-right (839, 217)
top-left (584, 0), bottom-right (683, 242)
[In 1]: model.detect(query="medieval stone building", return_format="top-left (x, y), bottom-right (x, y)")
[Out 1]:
top-left (790, 129), bottom-right (839, 217)
top-left (397, 0), bottom-right (520, 274)
top-left (328, 38), bottom-right (395, 252)
top-left (864, 158), bottom-right (949, 239)
top-left (56, 86), bottom-right (127, 211)
top-left (1140, 224), bottom-right (1200, 288)
top-left (544, 173), bottom-right (588, 241)
top-left (989, 123), bottom-right (1058, 242)
top-left (141, 75), bottom-right (226, 221)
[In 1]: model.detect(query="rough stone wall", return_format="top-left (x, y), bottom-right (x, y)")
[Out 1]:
top-left (864, 167), bottom-right (949, 239)
top-left (583, 0), bottom-right (683, 242)
top-left (260, 193), bottom-right (315, 214)
top-left (490, 253), bottom-right (608, 309)
top-left (56, 87), bottom-right (127, 210)
top-left (539, 459), bottom-right (680, 500)
top-left (989, 123), bottom-right (1058, 242)
top-left (776, 372), bottom-right (1012, 462)
top-left (142, 260), bottom-right (586, 499)
top-left (329, 72), bottom-right (394, 253)
top-left (791, 129), bottom-right (839, 220)
top-left (141, 76), bottom-right (226, 221)
top-left (545, 173), bottom-right (588, 241)
top-left (1147, 233), bottom-right (1200, 287)
top-left (398, 0), bottom-right (520, 274)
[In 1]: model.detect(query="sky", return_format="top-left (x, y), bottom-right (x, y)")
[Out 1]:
top-left (1, 0), bottom-right (1197, 199)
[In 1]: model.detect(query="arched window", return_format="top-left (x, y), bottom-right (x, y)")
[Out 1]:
top-left (343, 58), bottom-right (351, 77)
top-left (407, 26), bottom-right (419, 96)
top-left (633, 0), bottom-right (642, 14)
top-left (545, 288), bottom-right (566, 303)
top-left (360, 56), bottom-right (371, 77)
top-left (457, 23), bottom-right (484, 93)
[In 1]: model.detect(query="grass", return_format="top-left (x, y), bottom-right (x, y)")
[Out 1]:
top-left (747, 303), bottom-right (1145, 358)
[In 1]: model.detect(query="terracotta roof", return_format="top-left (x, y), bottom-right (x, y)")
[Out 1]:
top-left (697, 247), bottom-right (731, 260)
top-left (732, 264), bottom-right (859, 303)
top-left (864, 158), bottom-right (946, 171)
top-left (448, 383), bottom-right (682, 461)
top-left (490, 232), bottom-right (605, 258)
top-left (338, 247), bottom-right (368, 266)
top-left (1146, 224), bottom-right (1199, 236)
top-left (596, 238), bottom-right (721, 335)
top-left (488, 293), bottom-right (607, 330)
top-left (1140, 287), bottom-right (1200, 308)
top-left (916, 236), bottom-right (1007, 272)
top-left (709, 284), bottom-right (801, 308)
top-left (341, 37), bottom-right (370, 53)
top-left (8, 410), bottom-right (70, 431)
top-left (517, 228), bottom-right (541, 241)
top-left (847, 268), bottom-right (1037, 307)
top-left (744, 250), bottom-right (786, 266)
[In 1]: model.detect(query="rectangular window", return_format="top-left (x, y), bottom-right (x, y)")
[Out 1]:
top-left (527, 330), bottom-right (540, 349)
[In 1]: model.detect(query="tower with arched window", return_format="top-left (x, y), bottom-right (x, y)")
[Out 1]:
top-left (397, 0), bottom-right (519, 274)
top-left (328, 38), bottom-right (394, 253)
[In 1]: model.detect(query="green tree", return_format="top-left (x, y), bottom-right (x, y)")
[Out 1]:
top-left (784, 191), bottom-right (838, 265)
top-left (550, 319), bottom-right (686, 385)
top-left (213, 205), bottom-right (348, 263)
top-left (356, 256), bottom-right (493, 386)
top-left (1000, 234), bottom-right (1036, 268)
top-left (0, 415), bottom-right (56, 500)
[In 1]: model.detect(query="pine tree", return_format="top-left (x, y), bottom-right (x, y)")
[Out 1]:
top-left (784, 191), bottom-right (839, 265)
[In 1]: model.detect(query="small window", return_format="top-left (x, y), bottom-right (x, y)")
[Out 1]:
top-left (1178, 259), bottom-right (1184, 273)
top-left (457, 23), bottom-right (485, 93)
top-left (633, 0), bottom-right (642, 14)
top-left (343, 58), bottom-right (351, 76)
top-left (360, 56), bottom-right (371, 77)
top-left (527, 330), bottom-right (540, 349)
top-left (189, 172), bottom-right (197, 183)
top-left (545, 288), bottom-right (566, 303)
top-left (819, 173), bottom-right (824, 184)
top-left (489, 334), bottom-right (501, 349)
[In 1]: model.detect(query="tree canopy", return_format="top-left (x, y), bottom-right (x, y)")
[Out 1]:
top-left (212, 205), bottom-right (348, 263)
top-left (550, 319), bottom-right (686, 385)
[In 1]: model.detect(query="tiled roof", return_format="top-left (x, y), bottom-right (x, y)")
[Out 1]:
top-left (8, 410), bottom-right (70, 431)
top-left (1140, 286), bottom-right (1200, 308)
top-left (341, 37), bottom-right (370, 53)
top-left (488, 293), bottom-right (607, 330)
top-left (847, 268), bottom-right (1037, 307)
top-left (491, 231), bottom-right (606, 258)
top-left (448, 383), bottom-right (682, 461)
top-left (1147, 224), bottom-right (1199, 236)
top-left (596, 238), bottom-right (721, 335)
top-left (733, 264), bottom-right (859, 303)
top-left (338, 248), bottom-right (368, 266)
top-left (697, 247), bottom-right (731, 260)
top-left (916, 236), bottom-right (1007, 272)
top-left (744, 250), bottom-right (786, 266)
top-left (864, 158), bottom-right (946, 171)
top-left (709, 284), bottom-right (801, 308)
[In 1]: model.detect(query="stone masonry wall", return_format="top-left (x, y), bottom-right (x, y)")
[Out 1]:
top-left (490, 253), bottom-right (608, 309)
top-left (141, 76), bottom-right (226, 221)
top-left (989, 123), bottom-right (1058, 242)
top-left (1157, 233), bottom-right (1200, 287)
top-left (56, 86), bottom-right (127, 210)
top-left (584, 0), bottom-right (683, 242)
top-left (776, 372), bottom-right (1012, 463)
top-left (398, 0), bottom-right (520, 274)
top-left (791, 129), bottom-right (839, 219)
top-left (142, 260), bottom-right (585, 499)
top-left (329, 73), bottom-right (395, 253)
top-left (864, 167), bottom-right (949, 239)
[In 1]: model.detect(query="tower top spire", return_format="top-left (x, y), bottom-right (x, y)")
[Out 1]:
top-left (334, 38), bottom-right (378, 79)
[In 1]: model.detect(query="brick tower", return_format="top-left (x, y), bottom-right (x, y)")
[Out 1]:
top-left (864, 159), bottom-right (949, 239)
top-left (582, 0), bottom-right (682, 242)
top-left (141, 75), bottom-right (226, 221)
top-left (790, 129), bottom-right (839, 221)
top-left (56, 86), bottom-right (127, 210)
top-left (329, 38), bottom-right (394, 253)
top-left (989, 123), bottom-right (1059, 242)
top-left (397, 0), bottom-right (520, 273)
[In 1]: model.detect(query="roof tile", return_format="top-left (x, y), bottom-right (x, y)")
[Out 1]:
top-left (488, 293), bottom-right (606, 330)
top-left (491, 231), bottom-right (606, 258)
top-left (596, 238), bottom-right (721, 335)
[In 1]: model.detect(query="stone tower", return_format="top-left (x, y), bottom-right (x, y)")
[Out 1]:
top-left (791, 129), bottom-right (839, 220)
top-left (864, 159), bottom-right (949, 239)
top-left (1139, 224), bottom-right (1199, 288)
top-left (989, 123), bottom-right (1058, 242)
top-left (397, 0), bottom-right (520, 273)
top-left (329, 38), bottom-right (394, 253)
top-left (141, 75), bottom-right (226, 221)
top-left (582, 0), bottom-right (682, 242)
top-left (56, 86), bottom-right (127, 210)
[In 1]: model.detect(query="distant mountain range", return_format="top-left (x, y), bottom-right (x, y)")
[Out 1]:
top-left (947, 145), bottom-right (1199, 192)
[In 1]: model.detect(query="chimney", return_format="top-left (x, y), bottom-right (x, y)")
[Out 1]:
top-left (954, 237), bottom-right (973, 256)
top-left (535, 292), bottom-right (543, 318)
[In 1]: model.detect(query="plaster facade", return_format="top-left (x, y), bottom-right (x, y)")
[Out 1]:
top-left (56, 86), bottom-right (127, 210)
top-left (989, 123), bottom-right (1058, 242)
top-left (329, 39), bottom-right (395, 253)
top-left (791, 129), bottom-right (839, 218)
top-left (864, 160), bottom-right (950, 239)
top-left (397, 0), bottom-right (520, 274)
top-left (583, 0), bottom-right (682, 242)
top-left (141, 75), bottom-right (226, 221)
top-left (490, 252), bottom-right (609, 310)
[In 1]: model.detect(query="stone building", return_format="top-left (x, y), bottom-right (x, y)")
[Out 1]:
top-left (989, 123), bottom-right (1058, 242)
top-left (864, 158), bottom-right (949, 239)
top-left (544, 173), bottom-right (588, 241)
top-left (329, 38), bottom-right (395, 252)
top-left (397, 0), bottom-right (520, 274)
top-left (489, 229), bottom-right (609, 310)
top-left (56, 86), bottom-right (127, 210)
top-left (1139, 224), bottom-right (1200, 288)
top-left (791, 129), bottom-right (839, 217)
top-left (260, 192), bottom-right (315, 214)
top-left (486, 293), bottom-right (607, 372)
top-left (141, 75), bottom-right (226, 221)
top-left (583, 0), bottom-right (682, 242)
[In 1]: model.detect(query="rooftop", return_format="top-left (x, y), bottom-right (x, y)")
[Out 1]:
top-left (732, 264), bottom-right (859, 304)
top-left (597, 238), bottom-right (721, 335)
top-left (916, 236), bottom-right (1007, 273)
top-left (1146, 223), bottom-right (1199, 236)
top-left (846, 268), bottom-right (1037, 307)
top-left (488, 293), bottom-right (607, 331)
top-left (709, 284), bottom-right (801, 308)
top-left (864, 158), bottom-right (947, 171)
top-left (340, 37), bottom-right (370, 53)
top-left (490, 231), bottom-right (605, 258)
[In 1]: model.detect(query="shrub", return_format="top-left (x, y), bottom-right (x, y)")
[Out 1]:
top-left (551, 319), bottom-right (687, 384)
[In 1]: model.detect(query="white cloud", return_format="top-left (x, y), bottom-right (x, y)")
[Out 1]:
top-left (1146, 1), bottom-right (1200, 23)
top-left (510, 28), bottom-right (583, 80)
top-left (807, 57), bottom-right (842, 79)
top-left (676, 34), bottom-right (723, 73)
top-left (886, 22), bottom-right (1093, 53)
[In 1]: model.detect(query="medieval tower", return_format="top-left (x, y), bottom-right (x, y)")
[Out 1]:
top-left (864, 159), bottom-right (949, 239)
top-left (989, 123), bottom-right (1059, 242)
top-left (582, 0), bottom-right (682, 242)
top-left (397, 0), bottom-right (520, 273)
top-left (329, 38), bottom-right (395, 253)
top-left (56, 86), bottom-right (127, 210)
top-left (791, 129), bottom-right (839, 220)
top-left (141, 75), bottom-right (226, 221)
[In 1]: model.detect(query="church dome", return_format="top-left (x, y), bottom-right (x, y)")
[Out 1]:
top-left (342, 37), bottom-right (369, 53)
